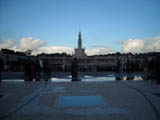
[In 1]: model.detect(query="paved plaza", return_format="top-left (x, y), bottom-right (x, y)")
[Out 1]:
top-left (0, 80), bottom-right (160, 120)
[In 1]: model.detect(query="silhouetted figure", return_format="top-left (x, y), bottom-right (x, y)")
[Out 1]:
top-left (24, 60), bottom-right (31, 81)
top-left (35, 58), bottom-right (41, 81)
top-left (155, 57), bottom-right (160, 84)
top-left (43, 59), bottom-right (49, 81)
top-left (148, 58), bottom-right (156, 81)
top-left (47, 67), bottom-right (51, 81)
top-left (126, 60), bottom-right (134, 80)
top-left (30, 60), bottom-right (36, 81)
top-left (143, 58), bottom-right (149, 81)
top-left (71, 58), bottom-right (79, 81)
top-left (0, 57), bottom-right (4, 82)
top-left (116, 59), bottom-right (122, 80)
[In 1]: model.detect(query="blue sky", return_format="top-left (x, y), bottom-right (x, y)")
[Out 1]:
top-left (0, 0), bottom-right (160, 54)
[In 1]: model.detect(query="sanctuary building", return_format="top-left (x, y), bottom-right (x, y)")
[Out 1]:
top-left (0, 32), bottom-right (145, 72)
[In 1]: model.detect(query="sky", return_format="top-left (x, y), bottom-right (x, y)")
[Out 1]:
top-left (0, 0), bottom-right (160, 55)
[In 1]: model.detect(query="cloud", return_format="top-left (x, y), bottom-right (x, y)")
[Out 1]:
top-left (0, 37), bottom-right (46, 52)
top-left (18, 37), bottom-right (46, 51)
top-left (34, 45), bottom-right (115, 56)
top-left (122, 36), bottom-right (160, 53)
top-left (0, 39), bottom-right (15, 49)
top-left (0, 37), bottom-right (74, 55)
top-left (0, 38), bottom-right (116, 55)
top-left (2, 36), bottom-right (160, 55)
top-left (86, 45), bottom-right (116, 56)
top-left (33, 46), bottom-right (74, 55)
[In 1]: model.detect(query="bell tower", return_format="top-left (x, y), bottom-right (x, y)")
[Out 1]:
top-left (74, 32), bottom-right (86, 59)
top-left (78, 32), bottom-right (82, 49)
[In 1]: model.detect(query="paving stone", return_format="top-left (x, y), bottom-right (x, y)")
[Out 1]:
top-left (0, 80), bottom-right (160, 120)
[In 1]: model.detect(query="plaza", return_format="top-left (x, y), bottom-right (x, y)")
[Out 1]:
top-left (0, 77), bottom-right (160, 120)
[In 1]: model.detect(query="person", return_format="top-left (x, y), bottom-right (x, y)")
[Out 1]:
top-left (143, 58), bottom-right (149, 81)
top-left (35, 58), bottom-right (41, 81)
top-left (24, 60), bottom-right (30, 81)
top-left (126, 59), bottom-right (134, 80)
top-left (43, 59), bottom-right (49, 81)
top-left (47, 67), bottom-right (51, 81)
top-left (115, 58), bottom-right (122, 80)
top-left (0, 57), bottom-right (4, 82)
top-left (71, 58), bottom-right (79, 81)
top-left (155, 57), bottom-right (160, 84)
top-left (29, 60), bottom-right (36, 81)
top-left (148, 58), bottom-right (156, 81)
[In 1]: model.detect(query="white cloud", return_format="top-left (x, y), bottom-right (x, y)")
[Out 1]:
top-left (0, 37), bottom-right (74, 55)
top-left (86, 45), bottom-right (116, 56)
top-left (0, 37), bottom-right (46, 52)
top-left (18, 37), bottom-right (46, 51)
top-left (0, 38), bottom-right (116, 55)
top-left (33, 46), bottom-right (74, 55)
top-left (0, 39), bottom-right (15, 49)
top-left (122, 36), bottom-right (160, 53)
top-left (2, 36), bottom-right (160, 55)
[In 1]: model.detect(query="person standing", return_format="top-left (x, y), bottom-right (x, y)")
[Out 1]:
top-left (126, 59), bottom-right (131, 80)
top-left (0, 57), bottom-right (4, 82)
top-left (143, 58), bottom-right (149, 81)
top-left (30, 60), bottom-right (36, 81)
top-left (24, 60), bottom-right (30, 81)
top-left (116, 58), bottom-right (122, 80)
top-left (155, 57), bottom-right (160, 84)
top-left (35, 58), bottom-right (41, 81)
top-left (43, 59), bottom-right (49, 81)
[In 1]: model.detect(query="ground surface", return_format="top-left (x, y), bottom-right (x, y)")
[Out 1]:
top-left (0, 80), bottom-right (160, 120)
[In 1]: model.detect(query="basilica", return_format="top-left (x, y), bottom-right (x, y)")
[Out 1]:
top-left (0, 32), bottom-right (144, 72)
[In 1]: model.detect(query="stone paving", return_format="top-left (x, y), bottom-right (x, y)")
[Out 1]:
top-left (0, 80), bottom-right (160, 120)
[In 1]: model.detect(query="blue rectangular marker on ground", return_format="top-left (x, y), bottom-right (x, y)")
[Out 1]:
top-left (59, 96), bottom-right (105, 107)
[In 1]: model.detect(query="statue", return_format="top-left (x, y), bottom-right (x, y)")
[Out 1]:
top-left (71, 58), bottom-right (79, 81)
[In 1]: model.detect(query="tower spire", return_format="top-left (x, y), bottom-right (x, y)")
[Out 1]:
top-left (74, 31), bottom-right (86, 59)
top-left (78, 32), bottom-right (82, 49)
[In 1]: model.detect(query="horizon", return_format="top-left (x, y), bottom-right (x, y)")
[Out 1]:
top-left (0, 0), bottom-right (160, 55)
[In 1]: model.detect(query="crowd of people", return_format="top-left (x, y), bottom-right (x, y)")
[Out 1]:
top-left (24, 58), bottom-right (51, 82)
top-left (143, 57), bottom-right (160, 84)
top-left (0, 57), bottom-right (51, 82)
top-left (115, 57), bottom-right (160, 83)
